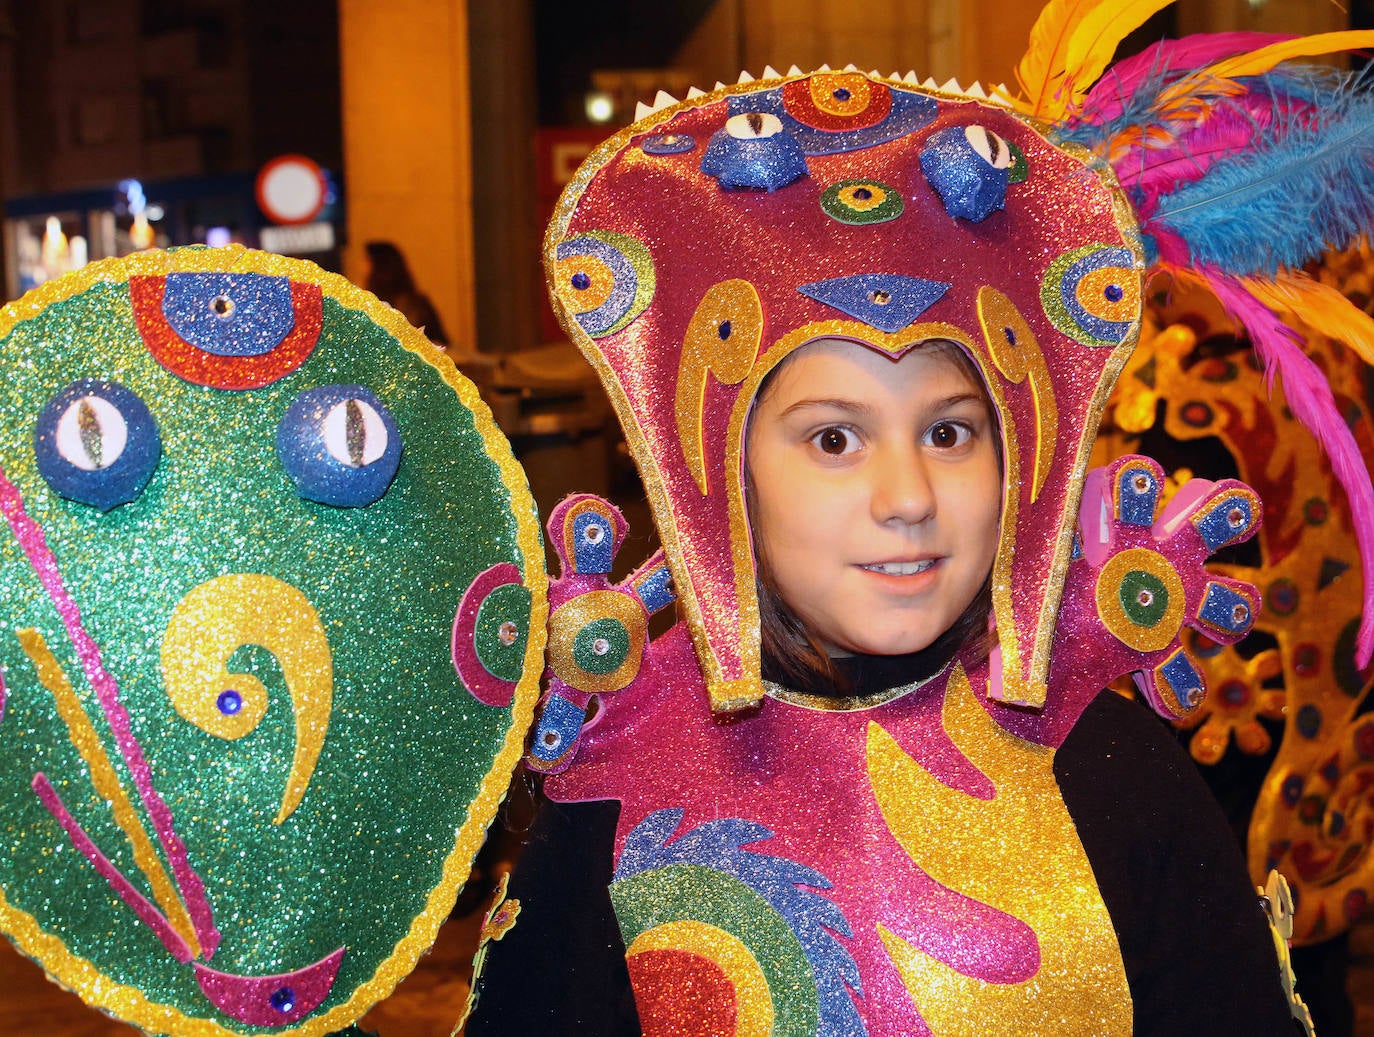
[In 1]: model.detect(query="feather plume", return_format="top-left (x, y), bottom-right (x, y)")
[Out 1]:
top-left (1246, 272), bottom-right (1374, 367)
top-left (1201, 30), bottom-right (1374, 82)
top-left (1015, 0), bottom-right (1110, 119)
top-left (1146, 81), bottom-right (1374, 276)
top-left (1196, 270), bottom-right (1374, 666)
top-left (1061, 0), bottom-right (1179, 106)
top-left (1083, 33), bottom-right (1291, 123)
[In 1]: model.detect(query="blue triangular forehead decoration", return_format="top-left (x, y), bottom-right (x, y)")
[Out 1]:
top-left (798, 274), bottom-right (953, 333)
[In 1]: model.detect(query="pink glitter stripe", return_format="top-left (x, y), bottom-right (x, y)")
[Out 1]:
top-left (32, 773), bottom-right (194, 963)
top-left (0, 466), bottom-right (220, 958)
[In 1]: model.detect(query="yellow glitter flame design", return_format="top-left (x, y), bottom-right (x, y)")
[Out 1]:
top-left (868, 666), bottom-right (1131, 1035)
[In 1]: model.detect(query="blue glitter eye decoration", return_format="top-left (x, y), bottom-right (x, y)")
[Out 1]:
top-left (700, 111), bottom-right (808, 191)
top-left (161, 273), bottom-right (295, 356)
top-left (640, 132), bottom-right (695, 155)
top-left (554, 231), bottom-right (657, 338)
top-left (1040, 244), bottom-right (1140, 346)
top-left (276, 385), bottom-right (402, 508)
top-left (33, 379), bottom-right (161, 511)
top-left (920, 124), bottom-right (1014, 223)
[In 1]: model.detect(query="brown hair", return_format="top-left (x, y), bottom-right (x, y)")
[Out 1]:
top-left (745, 338), bottom-right (1001, 694)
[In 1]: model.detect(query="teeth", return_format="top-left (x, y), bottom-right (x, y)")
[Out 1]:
top-left (788, 64), bottom-right (804, 76)
top-left (868, 68), bottom-right (882, 78)
top-left (737, 69), bottom-right (755, 83)
top-left (965, 81), bottom-right (987, 98)
top-left (686, 86), bottom-right (706, 99)
top-left (762, 64), bottom-right (781, 79)
top-left (817, 63), bottom-right (832, 72)
top-left (922, 76), bottom-right (939, 89)
top-left (843, 62), bottom-right (859, 72)
top-left (939, 76), bottom-right (962, 94)
top-left (634, 100), bottom-right (655, 121)
top-left (652, 89), bottom-right (677, 111)
top-left (863, 560), bottom-right (935, 576)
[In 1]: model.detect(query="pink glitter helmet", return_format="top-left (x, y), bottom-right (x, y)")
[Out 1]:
top-left (545, 70), bottom-right (1145, 713)
top-left (541, 71), bottom-right (1143, 714)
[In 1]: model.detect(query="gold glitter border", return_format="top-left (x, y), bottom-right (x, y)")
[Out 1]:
top-left (0, 245), bottom-right (549, 1037)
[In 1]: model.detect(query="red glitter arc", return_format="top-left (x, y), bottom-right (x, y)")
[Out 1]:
top-left (627, 948), bottom-right (738, 1036)
top-left (129, 275), bottom-right (322, 390)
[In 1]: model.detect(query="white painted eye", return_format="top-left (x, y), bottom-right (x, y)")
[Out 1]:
top-left (322, 398), bottom-right (389, 467)
top-left (56, 395), bottom-right (128, 471)
top-left (584, 523), bottom-right (605, 544)
top-left (725, 112), bottom-right (783, 139)
top-left (964, 125), bottom-right (1012, 169)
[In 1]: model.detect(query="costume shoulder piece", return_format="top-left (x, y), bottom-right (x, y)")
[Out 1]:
top-left (0, 246), bottom-right (547, 1036)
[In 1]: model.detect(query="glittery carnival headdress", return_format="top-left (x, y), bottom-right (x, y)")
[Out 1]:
top-left (546, 3), bottom-right (1374, 715)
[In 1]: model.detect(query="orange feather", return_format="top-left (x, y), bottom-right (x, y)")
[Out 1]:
top-left (1062, 0), bottom-right (1179, 107)
top-left (1246, 273), bottom-right (1374, 367)
top-left (1015, 0), bottom-right (1111, 119)
top-left (1201, 30), bottom-right (1374, 82)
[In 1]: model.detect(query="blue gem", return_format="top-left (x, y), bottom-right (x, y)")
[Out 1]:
top-left (1297, 704), bottom-right (1322, 739)
top-left (833, 88), bottom-right (851, 101)
top-left (1105, 283), bottom-right (1124, 302)
top-left (718, 320), bottom-right (732, 340)
top-left (162, 273), bottom-right (294, 357)
top-left (217, 690), bottom-right (242, 715)
top-left (641, 132), bottom-right (696, 155)
top-left (571, 272), bottom-right (591, 290)
top-left (1003, 327), bottom-right (1016, 345)
top-left (852, 186), bottom-right (872, 200)
top-left (798, 274), bottom-right (951, 333)
top-left (270, 987), bottom-right (296, 1014)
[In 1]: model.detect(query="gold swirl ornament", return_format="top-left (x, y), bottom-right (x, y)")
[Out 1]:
top-left (161, 573), bottom-right (333, 825)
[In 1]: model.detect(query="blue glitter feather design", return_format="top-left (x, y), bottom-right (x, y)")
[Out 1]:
top-left (616, 808), bottom-right (867, 1037)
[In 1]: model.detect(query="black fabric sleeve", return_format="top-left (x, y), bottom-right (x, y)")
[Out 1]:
top-left (462, 796), bottom-right (640, 1036)
top-left (1056, 689), bottom-right (1300, 1036)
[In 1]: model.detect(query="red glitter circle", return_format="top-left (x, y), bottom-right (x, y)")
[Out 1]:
top-left (627, 948), bottom-right (738, 1037)
top-left (130, 275), bottom-right (323, 389)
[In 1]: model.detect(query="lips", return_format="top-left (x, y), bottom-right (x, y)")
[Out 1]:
top-left (860, 558), bottom-right (937, 575)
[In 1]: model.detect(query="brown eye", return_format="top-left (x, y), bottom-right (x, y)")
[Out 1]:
top-left (817, 427), bottom-right (849, 454)
top-left (926, 421), bottom-right (970, 449)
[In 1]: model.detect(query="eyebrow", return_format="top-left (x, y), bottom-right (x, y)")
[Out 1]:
top-left (777, 391), bottom-right (986, 419)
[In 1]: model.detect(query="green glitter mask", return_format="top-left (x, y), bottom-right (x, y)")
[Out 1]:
top-left (0, 246), bottom-right (546, 1036)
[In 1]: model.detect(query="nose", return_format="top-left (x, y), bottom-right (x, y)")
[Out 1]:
top-left (869, 442), bottom-right (936, 527)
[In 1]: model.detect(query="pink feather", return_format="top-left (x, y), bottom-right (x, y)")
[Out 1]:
top-left (1202, 271), bottom-right (1374, 666)
top-left (1084, 32), bottom-right (1294, 121)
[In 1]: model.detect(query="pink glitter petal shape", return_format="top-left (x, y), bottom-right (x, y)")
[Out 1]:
top-left (452, 562), bottom-right (523, 707)
top-left (193, 946), bottom-right (344, 1027)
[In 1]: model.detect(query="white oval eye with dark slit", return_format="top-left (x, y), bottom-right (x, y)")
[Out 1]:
top-left (321, 398), bottom-right (389, 468)
top-left (965, 125), bottom-right (1012, 169)
top-left (725, 112), bottom-right (783, 139)
top-left (33, 379), bottom-right (162, 511)
top-left (55, 394), bottom-right (128, 471)
top-left (276, 384), bottom-right (402, 507)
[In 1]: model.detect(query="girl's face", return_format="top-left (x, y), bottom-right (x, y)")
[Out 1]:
top-left (746, 338), bottom-right (1001, 657)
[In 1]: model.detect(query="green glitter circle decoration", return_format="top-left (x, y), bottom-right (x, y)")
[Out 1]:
top-left (0, 247), bottom-right (547, 1037)
top-left (1118, 570), bottom-right (1169, 627)
top-left (573, 617), bottom-right (631, 674)
top-left (819, 180), bottom-right (905, 225)
top-left (475, 583), bottom-right (534, 682)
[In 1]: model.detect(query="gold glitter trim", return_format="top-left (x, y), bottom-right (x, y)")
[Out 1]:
top-left (762, 669), bottom-right (943, 712)
top-left (869, 665), bottom-right (1131, 1034)
top-left (675, 280), bottom-right (762, 496)
top-left (17, 628), bottom-right (202, 956)
top-left (626, 919), bottom-right (774, 1036)
top-left (0, 245), bottom-right (549, 1037)
top-left (1094, 547), bottom-right (1186, 652)
top-left (162, 573), bottom-right (333, 825)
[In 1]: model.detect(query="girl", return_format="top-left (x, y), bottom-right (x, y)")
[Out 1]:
top-left (463, 24), bottom-right (1374, 1029)
top-left (464, 338), bottom-right (1295, 1035)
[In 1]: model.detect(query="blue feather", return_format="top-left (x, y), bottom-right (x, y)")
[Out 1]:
top-left (1148, 75), bottom-right (1374, 276)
